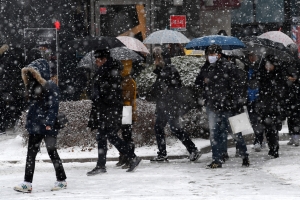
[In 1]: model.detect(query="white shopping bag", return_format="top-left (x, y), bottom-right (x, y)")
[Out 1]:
top-left (228, 112), bottom-right (252, 134)
top-left (122, 106), bottom-right (132, 125)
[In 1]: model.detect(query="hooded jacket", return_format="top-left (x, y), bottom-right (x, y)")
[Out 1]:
top-left (88, 57), bottom-right (123, 130)
top-left (22, 58), bottom-right (59, 135)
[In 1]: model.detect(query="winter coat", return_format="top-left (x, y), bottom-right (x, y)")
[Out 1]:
top-left (281, 60), bottom-right (300, 116)
top-left (195, 57), bottom-right (246, 113)
top-left (87, 57), bottom-right (123, 130)
top-left (121, 60), bottom-right (137, 122)
top-left (150, 64), bottom-right (182, 116)
top-left (255, 60), bottom-right (286, 130)
top-left (21, 58), bottom-right (59, 135)
top-left (0, 46), bottom-right (25, 121)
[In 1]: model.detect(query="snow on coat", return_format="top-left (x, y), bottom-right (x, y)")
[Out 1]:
top-left (21, 58), bottom-right (59, 135)
top-left (88, 57), bottom-right (123, 130)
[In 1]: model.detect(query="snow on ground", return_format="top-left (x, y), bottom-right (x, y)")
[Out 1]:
top-left (1, 127), bottom-right (300, 199)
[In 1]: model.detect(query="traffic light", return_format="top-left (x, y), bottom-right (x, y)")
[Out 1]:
top-left (54, 20), bottom-right (61, 30)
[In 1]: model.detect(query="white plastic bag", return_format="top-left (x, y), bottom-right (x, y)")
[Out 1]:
top-left (122, 106), bottom-right (132, 125)
top-left (228, 112), bottom-right (252, 134)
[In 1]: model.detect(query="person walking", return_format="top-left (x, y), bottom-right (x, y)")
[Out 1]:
top-left (244, 51), bottom-right (266, 152)
top-left (116, 59), bottom-right (138, 169)
top-left (149, 46), bottom-right (202, 162)
top-left (284, 44), bottom-right (300, 146)
top-left (87, 49), bottom-right (142, 175)
top-left (255, 57), bottom-right (286, 158)
top-left (13, 49), bottom-right (67, 193)
top-left (195, 44), bottom-right (249, 168)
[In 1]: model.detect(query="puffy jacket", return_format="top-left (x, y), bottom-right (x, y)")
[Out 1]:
top-left (22, 58), bottom-right (59, 135)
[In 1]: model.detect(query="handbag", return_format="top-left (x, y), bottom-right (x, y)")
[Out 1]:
top-left (122, 106), bottom-right (132, 125)
top-left (228, 112), bottom-right (253, 134)
top-left (54, 112), bottom-right (68, 129)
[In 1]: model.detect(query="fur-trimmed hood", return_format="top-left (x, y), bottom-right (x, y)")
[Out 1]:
top-left (21, 58), bottom-right (50, 87)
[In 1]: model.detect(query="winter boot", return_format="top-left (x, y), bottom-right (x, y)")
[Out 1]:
top-left (86, 166), bottom-right (107, 176)
top-left (122, 156), bottom-right (130, 169)
top-left (13, 181), bottom-right (32, 193)
top-left (206, 161), bottom-right (222, 169)
top-left (242, 156), bottom-right (250, 167)
top-left (190, 150), bottom-right (202, 162)
top-left (287, 136), bottom-right (294, 145)
top-left (51, 180), bottom-right (67, 191)
top-left (294, 135), bottom-right (299, 146)
top-left (116, 153), bottom-right (126, 167)
top-left (126, 156), bottom-right (142, 172)
top-left (150, 154), bottom-right (168, 162)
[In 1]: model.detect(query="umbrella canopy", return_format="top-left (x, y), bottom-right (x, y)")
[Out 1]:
top-left (78, 47), bottom-right (143, 71)
top-left (185, 35), bottom-right (246, 50)
top-left (242, 36), bottom-right (294, 62)
top-left (62, 36), bottom-right (125, 55)
top-left (116, 36), bottom-right (150, 54)
top-left (258, 31), bottom-right (294, 47)
top-left (143, 29), bottom-right (190, 44)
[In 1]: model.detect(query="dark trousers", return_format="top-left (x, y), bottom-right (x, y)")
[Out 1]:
top-left (120, 124), bottom-right (135, 155)
top-left (287, 116), bottom-right (300, 135)
top-left (247, 103), bottom-right (264, 145)
top-left (154, 112), bottom-right (197, 157)
top-left (24, 134), bottom-right (67, 183)
top-left (0, 100), bottom-right (7, 132)
top-left (96, 127), bottom-right (136, 167)
top-left (265, 127), bottom-right (279, 153)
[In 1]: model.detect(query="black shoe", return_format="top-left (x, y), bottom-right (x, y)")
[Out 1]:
top-left (122, 160), bottom-right (130, 169)
top-left (86, 166), bottom-right (107, 176)
top-left (190, 150), bottom-right (202, 162)
top-left (0, 131), bottom-right (6, 135)
top-left (268, 149), bottom-right (279, 159)
top-left (206, 161), bottom-right (222, 169)
top-left (150, 155), bottom-right (168, 162)
top-left (221, 152), bottom-right (229, 163)
top-left (242, 157), bottom-right (250, 167)
top-left (126, 157), bottom-right (142, 172)
top-left (116, 154), bottom-right (126, 167)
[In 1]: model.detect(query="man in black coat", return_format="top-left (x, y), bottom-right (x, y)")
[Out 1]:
top-left (255, 57), bottom-right (286, 158)
top-left (149, 46), bottom-right (202, 162)
top-left (87, 49), bottom-right (141, 174)
top-left (195, 44), bottom-right (249, 168)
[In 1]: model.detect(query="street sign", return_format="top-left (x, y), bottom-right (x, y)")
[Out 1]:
top-left (100, 7), bottom-right (107, 15)
top-left (170, 15), bottom-right (186, 31)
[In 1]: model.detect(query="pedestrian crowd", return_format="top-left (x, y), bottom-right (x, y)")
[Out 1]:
top-left (0, 40), bottom-right (298, 193)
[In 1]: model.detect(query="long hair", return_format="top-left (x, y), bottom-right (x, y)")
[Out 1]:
top-left (152, 47), bottom-right (165, 67)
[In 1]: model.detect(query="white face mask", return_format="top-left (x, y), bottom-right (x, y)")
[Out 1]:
top-left (208, 56), bottom-right (218, 64)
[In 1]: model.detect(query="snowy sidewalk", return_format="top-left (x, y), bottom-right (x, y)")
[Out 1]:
top-left (0, 125), bottom-right (289, 163)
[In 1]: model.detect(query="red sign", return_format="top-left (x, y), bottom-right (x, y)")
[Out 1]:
top-left (100, 7), bottom-right (107, 15)
top-left (170, 15), bottom-right (186, 30)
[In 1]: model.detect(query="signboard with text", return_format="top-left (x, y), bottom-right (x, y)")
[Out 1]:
top-left (170, 15), bottom-right (186, 31)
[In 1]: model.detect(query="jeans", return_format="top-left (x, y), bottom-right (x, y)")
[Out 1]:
top-left (24, 134), bottom-right (67, 183)
top-left (96, 127), bottom-right (136, 167)
top-left (154, 112), bottom-right (197, 156)
top-left (206, 107), bottom-right (248, 163)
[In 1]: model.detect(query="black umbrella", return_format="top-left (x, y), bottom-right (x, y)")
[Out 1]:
top-left (78, 47), bottom-right (143, 72)
top-left (242, 36), bottom-right (294, 62)
top-left (61, 36), bottom-right (125, 56)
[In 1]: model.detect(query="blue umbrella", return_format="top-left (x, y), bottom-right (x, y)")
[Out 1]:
top-left (185, 35), bottom-right (246, 50)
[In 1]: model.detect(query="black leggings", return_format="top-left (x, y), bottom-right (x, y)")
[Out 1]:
top-left (24, 134), bottom-right (67, 183)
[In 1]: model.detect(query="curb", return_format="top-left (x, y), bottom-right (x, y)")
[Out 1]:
top-left (2, 132), bottom-right (290, 164)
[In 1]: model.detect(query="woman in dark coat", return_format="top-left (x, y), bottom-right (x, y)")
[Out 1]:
top-left (150, 46), bottom-right (201, 162)
top-left (256, 57), bottom-right (286, 158)
top-left (13, 49), bottom-right (67, 193)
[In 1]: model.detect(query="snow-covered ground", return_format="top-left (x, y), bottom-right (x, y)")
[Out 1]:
top-left (1, 127), bottom-right (300, 199)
